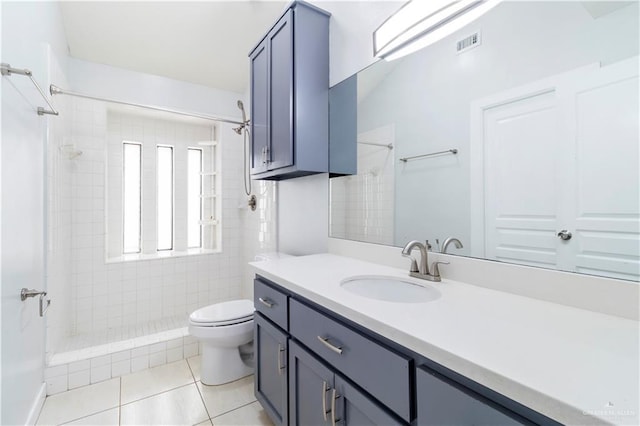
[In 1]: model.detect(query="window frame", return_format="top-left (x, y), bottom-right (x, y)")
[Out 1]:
top-left (122, 141), bottom-right (142, 254)
top-left (187, 147), bottom-right (203, 249)
top-left (156, 144), bottom-right (175, 252)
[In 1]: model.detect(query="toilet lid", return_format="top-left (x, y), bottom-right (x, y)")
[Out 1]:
top-left (189, 300), bottom-right (254, 325)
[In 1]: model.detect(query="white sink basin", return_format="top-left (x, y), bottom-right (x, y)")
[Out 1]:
top-left (340, 275), bottom-right (441, 303)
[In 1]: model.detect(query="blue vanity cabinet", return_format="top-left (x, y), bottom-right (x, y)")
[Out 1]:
top-left (254, 274), bottom-right (561, 426)
top-left (253, 278), bottom-right (290, 426)
top-left (416, 366), bottom-right (531, 425)
top-left (248, 1), bottom-right (330, 180)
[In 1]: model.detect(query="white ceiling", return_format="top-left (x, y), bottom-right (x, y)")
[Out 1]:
top-left (60, 1), bottom-right (289, 94)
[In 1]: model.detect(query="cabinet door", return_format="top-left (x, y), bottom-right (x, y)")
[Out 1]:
top-left (267, 9), bottom-right (294, 171)
top-left (289, 340), bottom-right (334, 426)
top-left (334, 376), bottom-right (403, 426)
top-left (250, 40), bottom-right (269, 174)
top-left (417, 366), bottom-right (529, 426)
top-left (255, 313), bottom-right (288, 426)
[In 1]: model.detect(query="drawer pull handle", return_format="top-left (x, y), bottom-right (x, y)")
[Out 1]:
top-left (322, 380), bottom-right (331, 421)
top-left (331, 388), bottom-right (341, 426)
top-left (277, 344), bottom-right (285, 375)
top-left (317, 336), bottom-right (343, 355)
top-left (258, 297), bottom-right (274, 308)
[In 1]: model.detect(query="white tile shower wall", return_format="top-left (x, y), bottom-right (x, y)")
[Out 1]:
top-left (330, 126), bottom-right (395, 245)
top-left (66, 98), bottom-right (245, 339)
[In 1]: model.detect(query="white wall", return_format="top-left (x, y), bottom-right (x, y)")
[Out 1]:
top-left (1, 2), bottom-right (69, 424)
top-left (276, 1), bottom-right (401, 255)
top-left (278, 173), bottom-right (329, 255)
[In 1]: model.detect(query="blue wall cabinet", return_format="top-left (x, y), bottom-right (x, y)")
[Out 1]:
top-left (248, 1), bottom-right (330, 180)
top-left (254, 313), bottom-right (288, 426)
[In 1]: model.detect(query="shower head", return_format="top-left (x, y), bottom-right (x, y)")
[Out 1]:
top-left (233, 126), bottom-right (243, 135)
top-left (237, 100), bottom-right (248, 124)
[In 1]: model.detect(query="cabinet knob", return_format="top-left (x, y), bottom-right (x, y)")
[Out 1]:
top-left (557, 230), bottom-right (572, 241)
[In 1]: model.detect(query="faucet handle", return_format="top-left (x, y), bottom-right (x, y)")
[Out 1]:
top-left (431, 261), bottom-right (450, 278)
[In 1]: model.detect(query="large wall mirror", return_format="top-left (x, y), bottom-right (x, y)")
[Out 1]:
top-left (329, 1), bottom-right (639, 281)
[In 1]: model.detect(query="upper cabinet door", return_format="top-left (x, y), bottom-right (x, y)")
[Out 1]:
top-left (250, 41), bottom-right (269, 174)
top-left (248, 2), bottom-right (330, 180)
top-left (267, 10), bottom-right (294, 171)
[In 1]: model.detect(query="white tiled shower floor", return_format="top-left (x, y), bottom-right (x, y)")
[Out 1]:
top-left (37, 357), bottom-right (273, 426)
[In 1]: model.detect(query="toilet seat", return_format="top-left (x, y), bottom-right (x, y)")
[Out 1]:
top-left (191, 316), bottom-right (253, 327)
top-left (189, 299), bottom-right (254, 327)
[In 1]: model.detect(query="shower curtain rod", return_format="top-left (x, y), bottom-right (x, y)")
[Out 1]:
top-left (49, 84), bottom-right (245, 126)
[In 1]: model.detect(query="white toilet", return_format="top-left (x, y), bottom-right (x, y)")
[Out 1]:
top-left (188, 299), bottom-right (255, 386)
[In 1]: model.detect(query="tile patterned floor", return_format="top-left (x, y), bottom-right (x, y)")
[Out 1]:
top-left (36, 356), bottom-right (273, 426)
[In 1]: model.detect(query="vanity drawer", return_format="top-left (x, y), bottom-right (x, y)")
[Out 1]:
top-left (289, 299), bottom-right (412, 422)
top-left (254, 278), bottom-right (288, 331)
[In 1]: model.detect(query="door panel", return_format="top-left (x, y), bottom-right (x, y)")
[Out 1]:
top-left (483, 90), bottom-right (561, 268)
top-left (289, 340), bottom-right (333, 426)
top-left (250, 42), bottom-right (269, 174)
top-left (255, 314), bottom-right (288, 426)
top-left (570, 59), bottom-right (639, 280)
top-left (268, 10), bottom-right (294, 171)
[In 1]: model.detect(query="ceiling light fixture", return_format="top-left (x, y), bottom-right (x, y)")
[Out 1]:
top-left (373, 0), bottom-right (501, 61)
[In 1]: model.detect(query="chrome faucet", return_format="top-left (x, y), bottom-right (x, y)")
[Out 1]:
top-left (401, 240), bottom-right (445, 282)
top-left (441, 237), bottom-right (463, 254)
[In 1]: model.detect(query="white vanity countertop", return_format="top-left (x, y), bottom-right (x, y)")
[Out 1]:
top-left (249, 253), bottom-right (639, 426)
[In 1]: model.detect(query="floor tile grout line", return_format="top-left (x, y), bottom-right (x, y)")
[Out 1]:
top-left (185, 356), bottom-right (198, 384)
top-left (56, 406), bottom-right (119, 426)
top-left (209, 398), bottom-right (259, 421)
top-left (118, 376), bottom-right (122, 426)
top-left (121, 381), bottom-right (195, 407)
top-left (194, 379), bottom-right (213, 420)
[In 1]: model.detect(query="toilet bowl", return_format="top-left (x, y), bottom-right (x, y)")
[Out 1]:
top-left (188, 299), bottom-right (254, 385)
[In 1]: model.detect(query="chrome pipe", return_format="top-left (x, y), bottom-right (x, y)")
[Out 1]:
top-left (1, 63), bottom-right (59, 116)
top-left (358, 141), bottom-right (394, 149)
top-left (49, 84), bottom-right (245, 126)
top-left (399, 148), bottom-right (458, 163)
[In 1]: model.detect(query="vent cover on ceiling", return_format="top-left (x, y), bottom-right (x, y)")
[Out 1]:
top-left (456, 32), bottom-right (481, 53)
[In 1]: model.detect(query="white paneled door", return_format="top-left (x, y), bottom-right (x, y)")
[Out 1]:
top-left (472, 58), bottom-right (639, 280)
